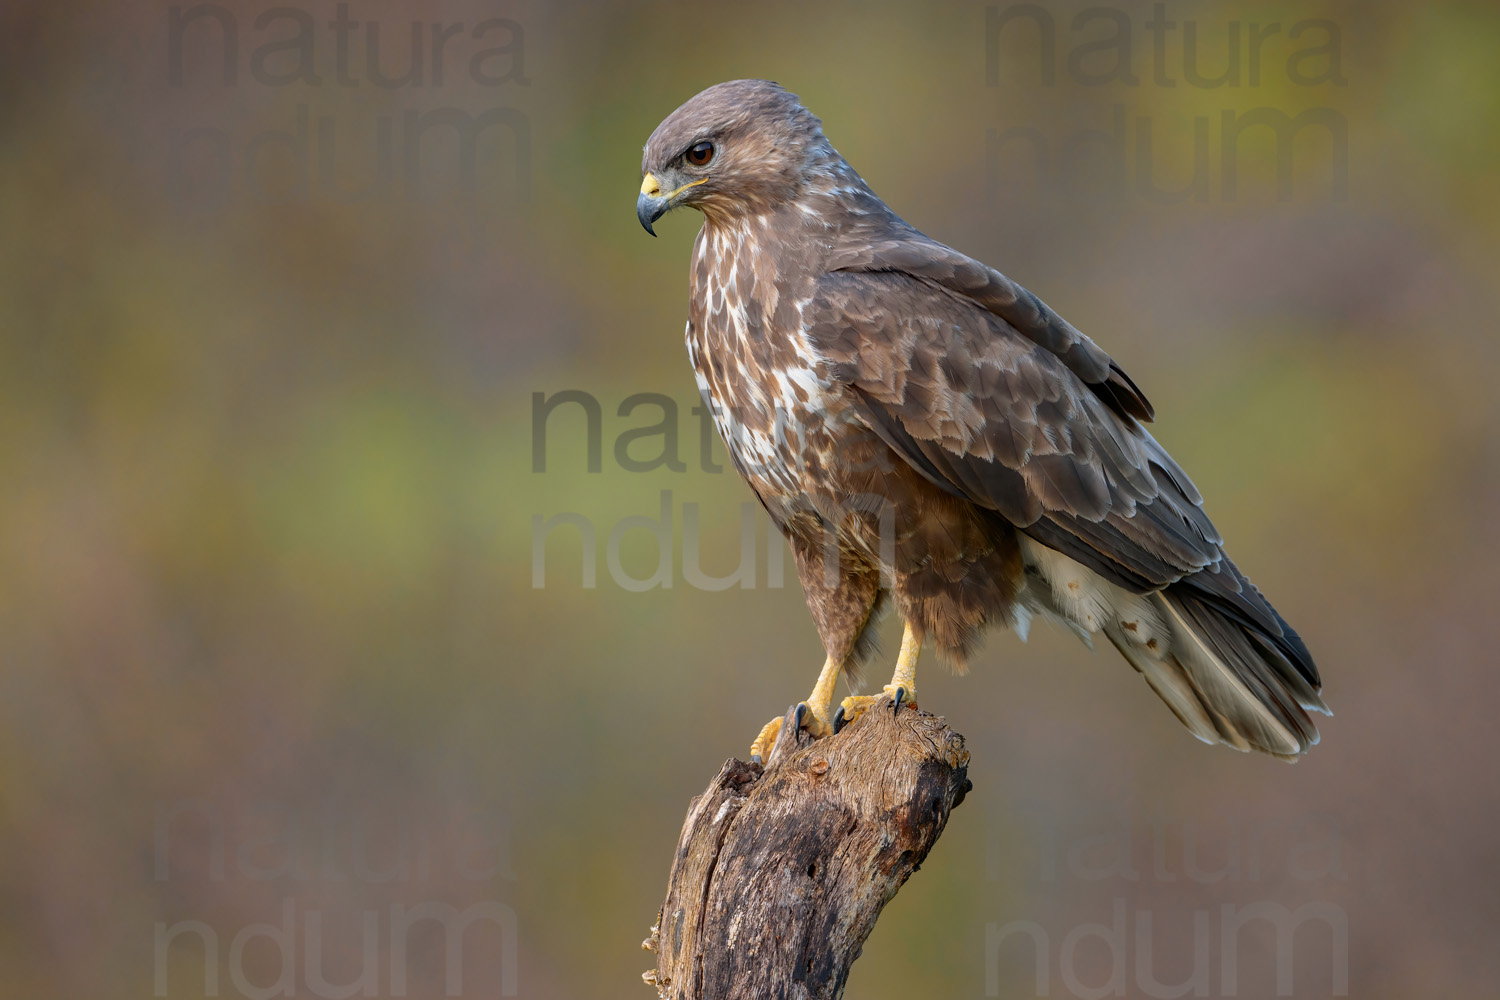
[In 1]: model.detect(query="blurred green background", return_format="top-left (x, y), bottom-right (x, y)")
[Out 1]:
top-left (2, 0), bottom-right (1497, 996)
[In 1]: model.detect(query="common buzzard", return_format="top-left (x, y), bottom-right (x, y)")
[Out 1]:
top-left (637, 80), bottom-right (1327, 762)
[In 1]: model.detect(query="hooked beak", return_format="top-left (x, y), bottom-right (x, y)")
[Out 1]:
top-left (637, 172), bottom-right (667, 236)
top-left (637, 171), bottom-right (708, 236)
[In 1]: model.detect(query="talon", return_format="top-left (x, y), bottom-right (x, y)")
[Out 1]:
top-left (838, 694), bottom-right (881, 729)
top-left (750, 715), bottom-right (783, 764)
top-left (793, 700), bottom-right (838, 739)
top-left (749, 654), bottom-right (847, 760)
top-left (879, 681), bottom-right (916, 713)
top-left (832, 705), bottom-right (847, 735)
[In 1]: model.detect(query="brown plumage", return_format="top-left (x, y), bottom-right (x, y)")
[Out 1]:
top-left (638, 80), bottom-right (1328, 760)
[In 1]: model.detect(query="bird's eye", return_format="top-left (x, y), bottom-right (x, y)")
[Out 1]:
top-left (686, 141), bottom-right (715, 167)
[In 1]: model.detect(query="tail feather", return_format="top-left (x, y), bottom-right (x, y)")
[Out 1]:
top-left (1017, 535), bottom-right (1327, 761)
top-left (1110, 583), bottom-right (1327, 761)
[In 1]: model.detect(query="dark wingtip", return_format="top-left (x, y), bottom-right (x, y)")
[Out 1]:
top-left (1100, 362), bottom-right (1155, 423)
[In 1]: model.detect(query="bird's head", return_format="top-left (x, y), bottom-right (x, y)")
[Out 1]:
top-left (637, 80), bottom-right (827, 235)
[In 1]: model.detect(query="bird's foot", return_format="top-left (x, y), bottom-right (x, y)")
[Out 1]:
top-left (749, 701), bottom-right (836, 764)
top-left (834, 684), bottom-right (917, 734)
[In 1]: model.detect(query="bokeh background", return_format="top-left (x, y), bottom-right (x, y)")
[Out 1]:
top-left (2, 0), bottom-right (1497, 996)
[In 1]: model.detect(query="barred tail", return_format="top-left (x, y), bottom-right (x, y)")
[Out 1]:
top-left (1107, 580), bottom-right (1329, 761)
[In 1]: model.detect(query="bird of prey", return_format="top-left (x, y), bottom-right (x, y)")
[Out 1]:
top-left (636, 80), bottom-right (1328, 763)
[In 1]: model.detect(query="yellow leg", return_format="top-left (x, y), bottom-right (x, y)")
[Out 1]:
top-left (749, 655), bottom-right (843, 763)
top-left (806, 653), bottom-right (842, 722)
top-left (890, 621), bottom-right (920, 696)
top-left (838, 621), bottom-right (920, 726)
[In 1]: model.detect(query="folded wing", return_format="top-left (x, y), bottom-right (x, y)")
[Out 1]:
top-left (805, 261), bottom-right (1327, 757)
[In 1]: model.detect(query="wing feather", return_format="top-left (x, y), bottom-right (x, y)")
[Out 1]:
top-left (806, 265), bottom-right (1317, 691)
top-left (826, 233), bottom-right (1156, 422)
top-left (807, 268), bottom-right (1195, 575)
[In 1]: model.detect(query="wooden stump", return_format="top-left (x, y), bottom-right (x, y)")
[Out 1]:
top-left (643, 695), bottom-right (971, 999)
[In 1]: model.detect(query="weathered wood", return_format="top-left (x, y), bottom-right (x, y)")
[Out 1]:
top-left (643, 695), bottom-right (971, 999)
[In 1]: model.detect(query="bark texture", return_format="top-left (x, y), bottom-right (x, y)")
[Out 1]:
top-left (643, 695), bottom-right (971, 999)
